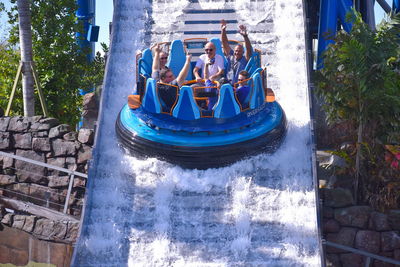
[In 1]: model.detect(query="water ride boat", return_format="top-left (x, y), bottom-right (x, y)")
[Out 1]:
top-left (115, 38), bottom-right (287, 169)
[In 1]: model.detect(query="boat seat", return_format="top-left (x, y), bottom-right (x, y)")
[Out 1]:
top-left (157, 82), bottom-right (179, 114)
top-left (249, 72), bottom-right (266, 109)
top-left (167, 40), bottom-right (193, 80)
top-left (138, 48), bottom-right (153, 78)
top-left (245, 51), bottom-right (261, 77)
top-left (137, 74), bottom-right (147, 101)
top-left (213, 84), bottom-right (241, 119)
top-left (142, 78), bottom-right (161, 113)
top-left (172, 86), bottom-right (201, 120)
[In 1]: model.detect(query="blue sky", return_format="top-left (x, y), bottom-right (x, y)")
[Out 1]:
top-left (94, 1), bottom-right (113, 52)
top-left (375, 0), bottom-right (393, 23)
top-left (0, 1), bottom-right (394, 52)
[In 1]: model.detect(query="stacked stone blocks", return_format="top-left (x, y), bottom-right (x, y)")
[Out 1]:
top-left (322, 188), bottom-right (400, 266)
top-left (0, 116), bottom-right (93, 216)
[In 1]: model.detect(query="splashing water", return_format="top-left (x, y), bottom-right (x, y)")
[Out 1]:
top-left (235, 0), bottom-right (274, 26)
top-left (72, 0), bottom-right (322, 266)
top-left (152, 0), bottom-right (188, 32)
top-left (197, 0), bottom-right (227, 10)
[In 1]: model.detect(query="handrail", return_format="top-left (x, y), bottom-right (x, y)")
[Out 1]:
top-left (323, 240), bottom-right (400, 266)
top-left (0, 151), bottom-right (88, 178)
top-left (182, 79), bottom-right (205, 86)
top-left (233, 77), bottom-right (252, 89)
top-left (0, 150), bottom-right (88, 215)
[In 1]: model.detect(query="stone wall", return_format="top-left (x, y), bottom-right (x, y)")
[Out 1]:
top-left (0, 115), bottom-right (94, 267)
top-left (0, 204), bottom-right (79, 244)
top-left (0, 116), bottom-right (93, 216)
top-left (320, 175), bottom-right (400, 266)
top-left (81, 91), bottom-right (100, 130)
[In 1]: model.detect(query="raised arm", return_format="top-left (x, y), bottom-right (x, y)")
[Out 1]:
top-left (151, 43), bottom-right (162, 73)
top-left (176, 54), bottom-right (192, 87)
top-left (221, 20), bottom-right (232, 57)
top-left (239, 25), bottom-right (253, 61)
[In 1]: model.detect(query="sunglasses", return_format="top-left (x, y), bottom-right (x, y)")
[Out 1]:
top-left (160, 57), bottom-right (168, 60)
top-left (205, 49), bottom-right (213, 52)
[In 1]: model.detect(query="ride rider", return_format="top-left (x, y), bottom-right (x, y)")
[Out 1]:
top-left (203, 58), bottom-right (219, 110)
top-left (193, 42), bottom-right (225, 84)
top-left (151, 43), bottom-right (169, 80)
top-left (151, 43), bottom-right (192, 110)
top-left (220, 20), bottom-right (253, 84)
top-left (235, 70), bottom-right (251, 108)
top-left (151, 43), bottom-right (192, 87)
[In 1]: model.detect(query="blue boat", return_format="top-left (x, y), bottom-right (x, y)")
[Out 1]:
top-left (116, 38), bottom-right (287, 169)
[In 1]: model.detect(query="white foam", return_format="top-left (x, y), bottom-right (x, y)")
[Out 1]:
top-left (73, 0), bottom-right (321, 266)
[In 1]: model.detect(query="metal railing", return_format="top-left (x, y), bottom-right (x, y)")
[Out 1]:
top-left (0, 151), bottom-right (88, 215)
top-left (323, 240), bottom-right (400, 266)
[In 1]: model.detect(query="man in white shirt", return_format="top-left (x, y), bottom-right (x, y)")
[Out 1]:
top-left (193, 42), bottom-right (225, 83)
top-left (192, 42), bottom-right (224, 110)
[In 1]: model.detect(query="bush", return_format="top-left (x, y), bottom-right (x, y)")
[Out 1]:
top-left (316, 12), bottom-right (400, 210)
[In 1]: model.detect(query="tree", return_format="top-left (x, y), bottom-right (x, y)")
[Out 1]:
top-left (1, 0), bottom-right (105, 126)
top-left (316, 12), bottom-right (400, 205)
top-left (17, 0), bottom-right (35, 116)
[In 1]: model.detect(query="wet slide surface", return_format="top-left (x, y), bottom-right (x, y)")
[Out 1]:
top-left (72, 0), bottom-right (323, 266)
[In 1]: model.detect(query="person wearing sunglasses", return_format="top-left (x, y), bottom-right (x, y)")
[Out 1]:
top-left (235, 70), bottom-right (251, 107)
top-left (158, 53), bottom-right (192, 87)
top-left (156, 53), bottom-right (192, 110)
top-left (193, 42), bottom-right (225, 84)
top-left (202, 58), bottom-right (220, 110)
top-left (221, 20), bottom-right (253, 84)
top-left (151, 43), bottom-right (170, 80)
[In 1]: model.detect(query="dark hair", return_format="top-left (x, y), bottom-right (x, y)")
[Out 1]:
top-left (160, 69), bottom-right (172, 80)
top-left (239, 70), bottom-right (249, 79)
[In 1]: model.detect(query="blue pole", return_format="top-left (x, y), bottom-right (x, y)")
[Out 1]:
top-left (394, 0), bottom-right (400, 13)
top-left (76, 0), bottom-right (96, 62)
top-left (317, 0), bottom-right (338, 69)
top-left (76, 0), bottom-right (97, 129)
top-left (338, 0), bottom-right (354, 33)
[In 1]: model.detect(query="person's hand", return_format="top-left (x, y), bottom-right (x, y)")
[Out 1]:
top-left (135, 50), bottom-right (142, 60)
top-left (155, 43), bottom-right (162, 53)
top-left (151, 43), bottom-right (162, 53)
top-left (221, 19), bottom-right (227, 31)
top-left (196, 77), bottom-right (203, 83)
top-left (186, 53), bottom-right (192, 61)
top-left (239, 24), bottom-right (248, 37)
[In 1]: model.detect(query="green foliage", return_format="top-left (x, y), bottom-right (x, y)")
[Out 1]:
top-left (0, 0), bottom-right (106, 126)
top-left (316, 12), bottom-right (400, 145)
top-left (0, 42), bottom-right (22, 114)
top-left (316, 12), bottom-right (400, 208)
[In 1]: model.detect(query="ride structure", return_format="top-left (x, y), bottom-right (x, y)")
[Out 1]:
top-left (305, 0), bottom-right (399, 69)
top-left (76, 0), bottom-right (98, 62)
top-left (115, 38), bottom-right (287, 169)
